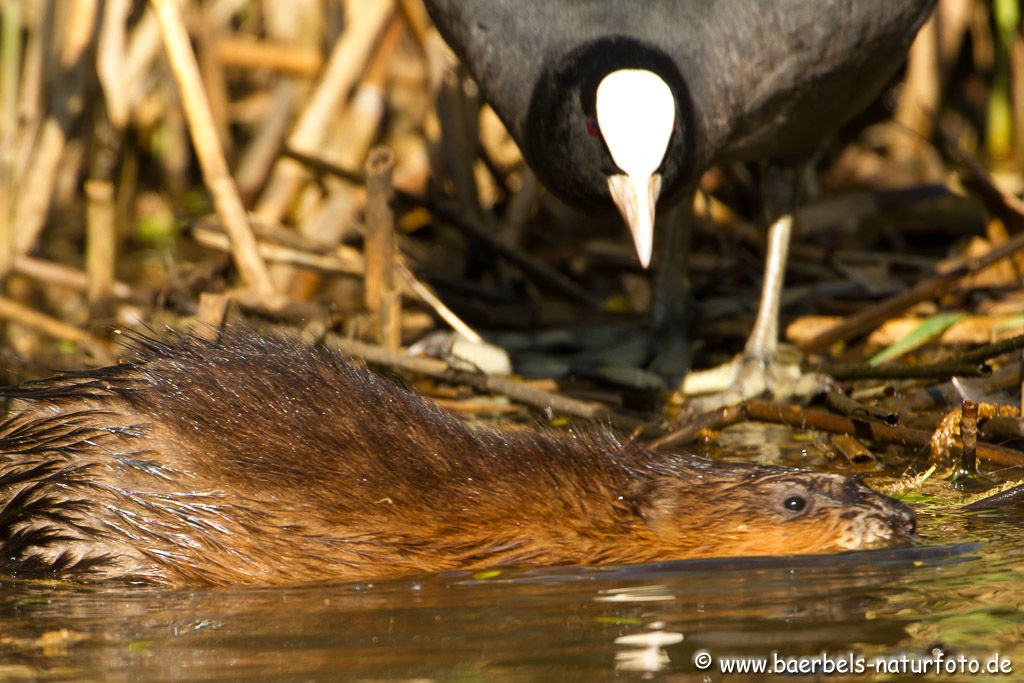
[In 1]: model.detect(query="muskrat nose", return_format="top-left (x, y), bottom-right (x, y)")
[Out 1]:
top-left (892, 508), bottom-right (916, 536)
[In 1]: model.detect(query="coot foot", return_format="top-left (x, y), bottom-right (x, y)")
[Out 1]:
top-left (678, 165), bottom-right (835, 413)
top-left (680, 343), bottom-right (834, 414)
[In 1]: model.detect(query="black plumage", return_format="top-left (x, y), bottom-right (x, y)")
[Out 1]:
top-left (425, 0), bottom-right (936, 402)
top-left (425, 0), bottom-right (935, 225)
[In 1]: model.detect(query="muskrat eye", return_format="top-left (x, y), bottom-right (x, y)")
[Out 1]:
top-left (783, 495), bottom-right (807, 512)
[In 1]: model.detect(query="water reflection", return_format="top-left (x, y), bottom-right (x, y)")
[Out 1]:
top-left (0, 507), bottom-right (1021, 680)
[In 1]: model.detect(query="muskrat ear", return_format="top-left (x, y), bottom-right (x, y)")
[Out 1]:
top-left (627, 477), bottom-right (684, 527)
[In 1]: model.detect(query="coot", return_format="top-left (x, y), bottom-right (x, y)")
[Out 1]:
top-left (425, 0), bottom-right (936, 403)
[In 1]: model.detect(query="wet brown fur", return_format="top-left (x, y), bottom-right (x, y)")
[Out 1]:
top-left (0, 329), bottom-right (914, 585)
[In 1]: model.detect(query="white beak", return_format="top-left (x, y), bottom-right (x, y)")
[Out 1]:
top-left (595, 69), bottom-right (675, 269)
top-left (607, 172), bottom-right (662, 268)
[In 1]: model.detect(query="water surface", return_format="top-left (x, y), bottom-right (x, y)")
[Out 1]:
top-left (1, 503), bottom-right (1021, 681)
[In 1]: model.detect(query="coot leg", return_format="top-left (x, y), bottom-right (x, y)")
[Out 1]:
top-left (647, 201), bottom-right (696, 379)
top-left (681, 162), bottom-right (832, 411)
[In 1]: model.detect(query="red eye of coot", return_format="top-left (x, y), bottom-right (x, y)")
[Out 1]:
top-left (586, 118), bottom-right (600, 137)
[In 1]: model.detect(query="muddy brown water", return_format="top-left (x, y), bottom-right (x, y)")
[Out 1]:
top-left (1, 427), bottom-right (1022, 681)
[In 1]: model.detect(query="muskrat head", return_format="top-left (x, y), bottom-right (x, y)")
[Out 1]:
top-left (635, 467), bottom-right (916, 559)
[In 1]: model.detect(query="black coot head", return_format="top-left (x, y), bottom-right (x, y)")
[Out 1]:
top-left (523, 37), bottom-right (693, 264)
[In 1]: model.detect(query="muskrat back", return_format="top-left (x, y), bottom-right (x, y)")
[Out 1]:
top-left (0, 329), bottom-right (915, 585)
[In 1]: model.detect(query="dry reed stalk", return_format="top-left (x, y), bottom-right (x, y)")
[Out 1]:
top-left (191, 225), bottom-right (368, 279)
top-left (435, 63), bottom-right (486, 225)
top-left (1012, 33), bottom-right (1024, 166)
top-left (395, 262), bottom-right (481, 343)
top-left (364, 146), bottom-right (401, 348)
top-left (397, 0), bottom-right (432, 50)
top-left (236, 81), bottom-right (304, 201)
top-left (196, 4), bottom-right (232, 155)
top-left (0, 296), bottom-right (114, 362)
top-left (150, 0), bottom-right (275, 298)
top-left (296, 191), bottom-right (361, 248)
top-left (14, 1), bottom-right (44, 127)
top-left (262, 0), bottom-right (322, 42)
top-left (959, 400), bottom-right (979, 475)
top-left (799, 231), bottom-right (1024, 353)
top-left (205, 0), bottom-right (251, 28)
top-left (497, 168), bottom-right (540, 247)
top-left (195, 292), bottom-right (231, 333)
top-left (335, 14), bottom-right (405, 171)
top-left (192, 222), bottom-right (472, 338)
top-left (891, 11), bottom-right (940, 159)
top-left (0, 0), bottom-right (22, 276)
top-left (935, 0), bottom-right (973, 78)
top-left (213, 36), bottom-right (323, 76)
top-left (13, 0), bottom-right (96, 257)
top-left (283, 13), bottom-right (405, 299)
top-left (0, 0), bottom-right (20, 143)
top-left (379, 288), bottom-right (403, 350)
top-left (829, 434), bottom-right (877, 466)
top-left (124, 8), bottom-right (162, 111)
top-left (326, 334), bottom-right (638, 427)
top-left (14, 255), bottom-right (144, 304)
top-left (255, 0), bottom-right (395, 224)
top-left (84, 179), bottom-right (116, 312)
top-left (226, 287), bottom-right (323, 321)
top-left (97, 0), bottom-right (131, 130)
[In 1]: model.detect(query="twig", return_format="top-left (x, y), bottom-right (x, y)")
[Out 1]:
top-left (436, 63), bottom-right (486, 225)
top-left (897, 362), bottom-right (1023, 412)
top-left (195, 292), bottom-right (230, 333)
top-left (150, 0), bottom-right (275, 298)
top-left (651, 400), bottom-right (1024, 467)
top-left (278, 15), bottom-right (405, 299)
top-left (830, 433), bottom-right (877, 466)
top-left (191, 225), bottom-right (366, 277)
top-left (960, 331), bottom-right (1024, 364)
top-left (829, 331), bottom-right (1024, 381)
top-left (283, 147), bottom-right (603, 307)
top-left (959, 400), bottom-right (979, 475)
top-left (395, 262), bottom-right (482, 343)
top-left (326, 334), bottom-right (644, 431)
top-left (0, 296), bottom-right (114, 363)
top-left (963, 482), bottom-right (1024, 510)
top-left (226, 288), bottom-right (323, 322)
top-left (124, 7), bottom-right (162, 112)
top-left (364, 146), bottom-right (401, 349)
top-left (648, 404), bottom-right (743, 449)
top-left (198, 221), bottom-right (484, 343)
top-left (980, 415), bottom-right (1024, 443)
top-left (213, 35), bottom-right (322, 76)
top-left (829, 359), bottom-right (990, 381)
top-left (802, 124), bottom-right (1024, 353)
top-left (0, 0), bottom-right (19, 142)
top-left (14, 255), bottom-right (148, 304)
top-left (799, 231), bottom-right (1024, 353)
top-left (937, 124), bottom-right (1024, 228)
top-left (333, 14), bottom-right (403, 171)
top-left (84, 179), bottom-right (116, 312)
top-left (822, 390), bottom-right (898, 425)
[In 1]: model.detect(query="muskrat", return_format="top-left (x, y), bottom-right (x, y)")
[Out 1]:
top-left (0, 329), bottom-right (914, 585)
